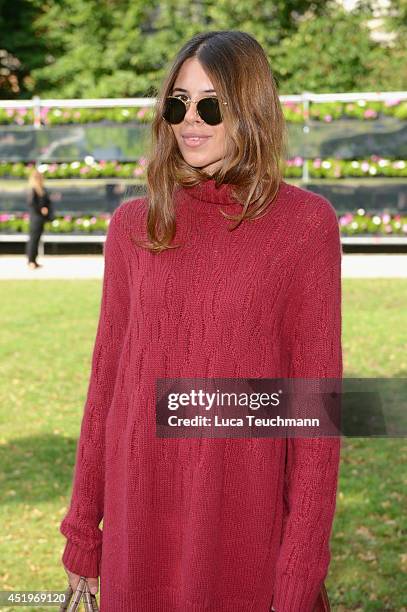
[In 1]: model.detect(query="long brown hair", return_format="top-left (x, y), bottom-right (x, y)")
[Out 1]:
top-left (133, 30), bottom-right (288, 253)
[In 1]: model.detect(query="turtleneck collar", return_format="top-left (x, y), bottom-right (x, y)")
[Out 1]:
top-left (178, 178), bottom-right (240, 206)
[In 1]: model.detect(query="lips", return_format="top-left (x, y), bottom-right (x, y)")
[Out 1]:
top-left (182, 135), bottom-right (211, 148)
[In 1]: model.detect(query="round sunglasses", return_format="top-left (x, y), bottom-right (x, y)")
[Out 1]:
top-left (162, 95), bottom-right (228, 126)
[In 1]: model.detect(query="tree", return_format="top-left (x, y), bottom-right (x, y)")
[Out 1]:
top-left (27, 0), bottom-right (341, 98)
top-left (269, 5), bottom-right (402, 93)
top-left (2, 0), bottom-right (406, 99)
top-left (0, 0), bottom-right (47, 98)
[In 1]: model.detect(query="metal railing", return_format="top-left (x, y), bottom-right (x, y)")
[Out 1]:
top-left (2, 90), bottom-right (406, 112)
top-left (1, 90), bottom-right (405, 128)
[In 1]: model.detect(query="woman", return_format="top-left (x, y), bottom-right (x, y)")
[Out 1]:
top-left (60, 31), bottom-right (342, 612)
top-left (26, 168), bottom-right (51, 269)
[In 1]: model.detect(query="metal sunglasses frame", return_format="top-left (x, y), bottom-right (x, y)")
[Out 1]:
top-left (162, 94), bottom-right (228, 125)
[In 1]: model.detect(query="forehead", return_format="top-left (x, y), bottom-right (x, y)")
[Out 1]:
top-left (172, 57), bottom-right (216, 93)
top-left (171, 87), bottom-right (216, 94)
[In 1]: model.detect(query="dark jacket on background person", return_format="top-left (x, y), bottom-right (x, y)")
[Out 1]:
top-left (28, 188), bottom-right (52, 219)
top-left (26, 188), bottom-right (52, 264)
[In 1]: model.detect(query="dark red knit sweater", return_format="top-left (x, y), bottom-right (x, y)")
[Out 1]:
top-left (60, 178), bottom-right (343, 612)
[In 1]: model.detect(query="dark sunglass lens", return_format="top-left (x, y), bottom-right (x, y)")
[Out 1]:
top-left (197, 98), bottom-right (223, 125)
top-left (162, 98), bottom-right (186, 124)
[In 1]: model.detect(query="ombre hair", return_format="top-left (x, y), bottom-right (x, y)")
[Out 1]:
top-left (132, 30), bottom-right (288, 253)
top-left (28, 168), bottom-right (45, 196)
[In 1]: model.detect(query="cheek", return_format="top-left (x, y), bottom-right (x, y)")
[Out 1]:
top-left (212, 127), bottom-right (227, 152)
top-left (171, 125), bottom-right (180, 143)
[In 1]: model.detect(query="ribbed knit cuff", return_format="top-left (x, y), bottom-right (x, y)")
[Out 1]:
top-left (272, 574), bottom-right (320, 612)
top-left (62, 539), bottom-right (101, 578)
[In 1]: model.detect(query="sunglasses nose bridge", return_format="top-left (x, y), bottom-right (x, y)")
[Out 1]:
top-left (183, 99), bottom-right (202, 122)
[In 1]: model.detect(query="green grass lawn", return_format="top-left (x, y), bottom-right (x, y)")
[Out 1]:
top-left (0, 279), bottom-right (406, 611)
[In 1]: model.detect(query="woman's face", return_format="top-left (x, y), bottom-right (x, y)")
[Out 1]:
top-left (170, 57), bottom-right (227, 176)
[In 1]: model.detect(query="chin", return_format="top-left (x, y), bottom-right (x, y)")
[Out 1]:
top-left (184, 154), bottom-right (217, 167)
top-left (185, 157), bottom-right (213, 168)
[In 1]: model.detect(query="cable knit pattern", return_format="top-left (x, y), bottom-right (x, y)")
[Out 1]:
top-left (60, 179), bottom-right (342, 612)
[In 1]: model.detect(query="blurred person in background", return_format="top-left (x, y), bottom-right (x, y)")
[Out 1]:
top-left (26, 168), bottom-right (52, 269)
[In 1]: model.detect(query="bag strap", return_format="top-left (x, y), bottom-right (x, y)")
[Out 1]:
top-left (313, 582), bottom-right (331, 612)
top-left (59, 577), bottom-right (99, 612)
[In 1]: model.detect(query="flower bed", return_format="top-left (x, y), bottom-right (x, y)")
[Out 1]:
top-left (1, 210), bottom-right (406, 237)
top-left (0, 159), bottom-right (148, 179)
top-left (0, 157), bottom-right (406, 180)
top-left (0, 106), bottom-right (154, 126)
top-left (1, 98), bottom-right (406, 126)
top-left (283, 98), bottom-right (407, 123)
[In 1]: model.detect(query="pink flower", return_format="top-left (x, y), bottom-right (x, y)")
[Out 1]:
top-left (293, 156), bottom-right (303, 167)
top-left (133, 167), bottom-right (144, 176)
top-left (402, 224), bottom-right (407, 233)
top-left (364, 109), bottom-right (377, 118)
top-left (339, 214), bottom-right (353, 226)
top-left (313, 159), bottom-right (322, 168)
top-left (382, 213), bottom-right (391, 224)
top-left (384, 225), bottom-right (392, 233)
top-left (361, 162), bottom-right (370, 172)
top-left (384, 98), bottom-right (400, 107)
top-left (324, 115), bottom-right (332, 122)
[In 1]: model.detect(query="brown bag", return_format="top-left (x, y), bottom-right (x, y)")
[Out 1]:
top-left (59, 576), bottom-right (99, 612)
top-left (313, 581), bottom-right (331, 611)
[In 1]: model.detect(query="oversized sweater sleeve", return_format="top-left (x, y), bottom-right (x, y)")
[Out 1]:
top-left (272, 198), bottom-right (343, 612)
top-left (59, 205), bottom-right (131, 577)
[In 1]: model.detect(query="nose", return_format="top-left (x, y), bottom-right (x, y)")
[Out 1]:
top-left (184, 101), bottom-right (202, 123)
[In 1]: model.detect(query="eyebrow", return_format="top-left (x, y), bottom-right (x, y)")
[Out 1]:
top-left (172, 87), bottom-right (217, 94)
